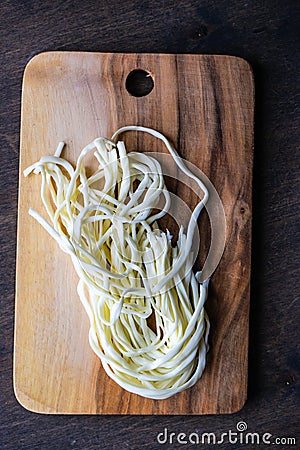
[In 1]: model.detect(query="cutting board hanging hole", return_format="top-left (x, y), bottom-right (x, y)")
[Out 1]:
top-left (125, 69), bottom-right (154, 97)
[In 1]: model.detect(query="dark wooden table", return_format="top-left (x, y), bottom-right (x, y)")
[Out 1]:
top-left (1, 1), bottom-right (299, 449)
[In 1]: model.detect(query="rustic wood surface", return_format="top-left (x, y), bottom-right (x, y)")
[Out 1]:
top-left (1, 0), bottom-right (299, 448)
top-left (15, 52), bottom-right (253, 415)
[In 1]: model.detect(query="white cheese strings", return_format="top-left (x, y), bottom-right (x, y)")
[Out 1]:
top-left (24, 126), bottom-right (210, 399)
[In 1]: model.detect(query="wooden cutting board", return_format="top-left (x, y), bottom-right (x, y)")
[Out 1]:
top-left (14, 52), bottom-right (254, 414)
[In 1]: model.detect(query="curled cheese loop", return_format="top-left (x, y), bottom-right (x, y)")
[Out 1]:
top-left (24, 126), bottom-right (210, 399)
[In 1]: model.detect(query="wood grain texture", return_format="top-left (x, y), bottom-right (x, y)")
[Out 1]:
top-left (1, 0), bottom-right (299, 448)
top-left (14, 52), bottom-right (254, 415)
